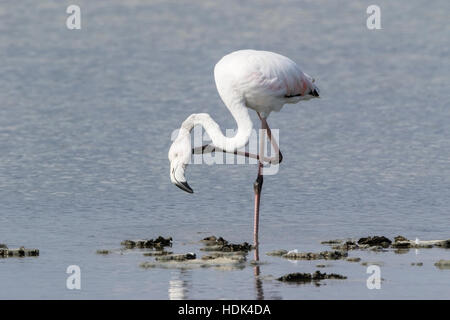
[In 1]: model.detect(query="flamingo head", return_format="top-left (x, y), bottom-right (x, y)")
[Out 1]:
top-left (168, 130), bottom-right (193, 193)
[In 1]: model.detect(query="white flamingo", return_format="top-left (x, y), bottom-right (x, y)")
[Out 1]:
top-left (168, 50), bottom-right (319, 255)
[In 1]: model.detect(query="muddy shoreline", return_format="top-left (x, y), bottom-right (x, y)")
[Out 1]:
top-left (94, 234), bottom-right (449, 283)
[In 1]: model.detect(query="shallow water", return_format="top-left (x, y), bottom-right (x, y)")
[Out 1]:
top-left (0, 0), bottom-right (449, 299)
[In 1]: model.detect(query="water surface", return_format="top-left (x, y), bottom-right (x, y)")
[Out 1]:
top-left (0, 0), bottom-right (449, 299)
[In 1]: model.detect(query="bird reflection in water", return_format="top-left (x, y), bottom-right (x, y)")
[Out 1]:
top-left (253, 244), bottom-right (264, 300)
top-left (166, 249), bottom-right (264, 300)
top-left (168, 269), bottom-right (191, 300)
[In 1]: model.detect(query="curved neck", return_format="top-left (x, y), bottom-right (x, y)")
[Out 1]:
top-left (180, 98), bottom-right (253, 152)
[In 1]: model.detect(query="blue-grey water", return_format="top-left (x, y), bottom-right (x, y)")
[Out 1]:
top-left (0, 0), bottom-right (449, 299)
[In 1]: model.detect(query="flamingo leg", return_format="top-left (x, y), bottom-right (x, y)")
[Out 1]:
top-left (253, 114), bottom-right (284, 262)
top-left (253, 149), bottom-right (263, 259)
top-left (192, 117), bottom-right (282, 165)
top-left (192, 146), bottom-right (281, 164)
top-left (191, 114), bottom-right (283, 261)
top-left (258, 113), bottom-right (282, 163)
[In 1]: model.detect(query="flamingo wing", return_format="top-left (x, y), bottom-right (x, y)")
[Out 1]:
top-left (216, 50), bottom-right (318, 116)
top-left (243, 51), bottom-right (317, 93)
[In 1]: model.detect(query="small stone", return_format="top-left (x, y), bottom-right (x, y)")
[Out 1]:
top-left (121, 240), bottom-right (136, 248)
top-left (311, 271), bottom-right (346, 280)
top-left (414, 243), bottom-right (433, 249)
top-left (200, 245), bottom-right (225, 252)
top-left (394, 235), bottom-right (409, 242)
top-left (368, 245), bottom-right (388, 252)
top-left (153, 236), bottom-right (173, 248)
top-left (0, 247), bottom-right (39, 257)
top-left (200, 236), bottom-right (252, 252)
top-left (140, 255), bottom-right (245, 269)
top-left (185, 252), bottom-right (196, 260)
top-left (434, 240), bottom-right (450, 248)
top-left (277, 272), bottom-right (312, 282)
top-left (201, 252), bottom-right (246, 260)
top-left (357, 236), bottom-right (392, 248)
top-left (392, 241), bottom-right (411, 248)
top-left (121, 236), bottom-right (172, 249)
top-left (331, 241), bottom-right (359, 251)
top-left (361, 261), bottom-right (384, 266)
top-left (143, 251), bottom-right (172, 256)
top-left (346, 257), bottom-right (361, 262)
top-left (321, 239), bottom-right (344, 245)
top-left (434, 260), bottom-right (450, 270)
top-left (394, 248), bottom-right (410, 254)
top-left (96, 249), bottom-right (110, 255)
top-left (282, 250), bottom-right (347, 260)
top-left (139, 262), bottom-right (157, 269)
top-left (277, 271), bottom-right (346, 283)
top-left (201, 236), bottom-right (217, 244)
top-left (155, 253), bottom-right (196, 262)
top-left (266, 249), bottom-right (288, 256)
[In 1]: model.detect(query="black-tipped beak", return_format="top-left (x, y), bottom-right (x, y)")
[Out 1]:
top-left (175, 181), bottom-right (194, 194)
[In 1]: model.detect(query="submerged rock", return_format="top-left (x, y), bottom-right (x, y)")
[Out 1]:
top-left (331, 241), bottom-right (360, 251)
top-left (392, 235), bottom-right (412, 248)
top-left (140, 255), bottom-right (246, 270)
top-left (346, 257), bottom-right (361, 262)
top-left (394, 248), bottom-right (410, 254)
top-left (266, 249), bottom-right (288, 256)
top-left (392, 242), bottom-right (412, 248)
top-left (430, 240), bottom-right (450, 248)
top-left (324, 239), bottom-right (387, 251)
top-left (392, 238), bottom-right (450, 249)
top-left (282, 250), bottom-right (348, 260)
top-left (358, 236), bottom-right (392, 248)
top-left (143, 250), bottom-right (173, 257)
top-left (200, 236), bottom-right (252, 252)
top-left (156, 253), bottom-right (196, 262)
top-left (96, 249), bottom-right (110, 255)
top-left (368, 245), bottom-right (388, 252)
top-left (0, 247), bottom-right (39, 258)
top-left (201, 236), bottom-right (218, 245)
top-left (121, 236), bottom-right (172, 249)
top-left (394, 235), bottom-right (409, 242)
top-left (320, 239), bottom-right (346, 245)
top-left (316, 264), bottom-right (332, 268)
top-left (277, 271), bottom-right (347, 283)
top-left (201, 252), bottom-right (246, 261)
top-left (323, 235), bottom-right (449, 251)
top-left (434, 260), bottom-right (450, 270)
top-left (361, 261), bottom-right (384, 266)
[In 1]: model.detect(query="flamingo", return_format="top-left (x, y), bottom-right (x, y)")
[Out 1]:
top-left (168, 50), bottom-right (319, 255)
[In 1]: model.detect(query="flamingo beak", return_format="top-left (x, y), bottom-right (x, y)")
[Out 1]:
top-left (170, 163), bottom-right (194, 194)
top-left (175, 180), bottom-right (194, 194)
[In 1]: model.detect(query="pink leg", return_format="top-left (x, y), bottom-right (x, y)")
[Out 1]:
top-left (258, 113), bottom-right (282, 164)
top-left (192, 114), bottom-right (282, 261)
top-left (192, 116), bottom-right (282, 165)
top-left (253, 161), bottom-right (263, 260)
top-left (253, 114), bottom-right (281, 261)
top-left (253, 114), bottom-right (267, 260)
top-left (192, 145), bottom-right (281, 164)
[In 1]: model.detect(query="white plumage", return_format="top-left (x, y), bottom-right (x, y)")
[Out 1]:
top-left (169, 49), bottom-right (319, 193)
top-left (215, 50), bottom-right (319, 118)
